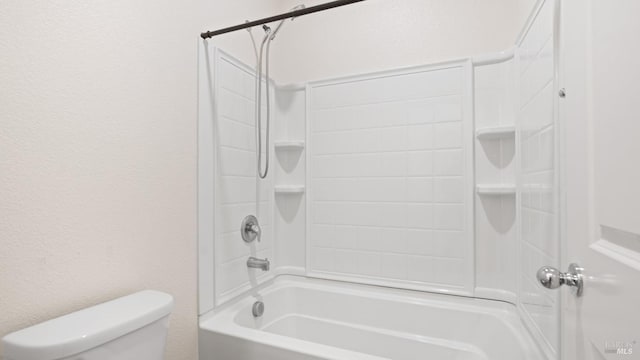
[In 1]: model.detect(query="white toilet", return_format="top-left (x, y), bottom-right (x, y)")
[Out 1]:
top-left (2, 290), bottom-right (174, 360)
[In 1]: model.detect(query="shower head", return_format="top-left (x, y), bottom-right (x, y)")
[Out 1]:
top-left (270, 4), bottom-right (306, 40)
top-left (289, 4), bottom-right (307, 19)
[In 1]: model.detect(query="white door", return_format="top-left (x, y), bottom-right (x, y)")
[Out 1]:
top-left (559, 0), bottom-right (640, 359)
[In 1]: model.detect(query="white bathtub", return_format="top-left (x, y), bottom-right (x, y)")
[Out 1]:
top-left (199, 276), bottom-right (543, 360)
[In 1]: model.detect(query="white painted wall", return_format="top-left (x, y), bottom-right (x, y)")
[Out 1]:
top-left (270, 0), bottom-right (535, 84)
top-left (516, 0), bottom-right (541, 34)
top-left (0, 1), bottom-right (280, 358)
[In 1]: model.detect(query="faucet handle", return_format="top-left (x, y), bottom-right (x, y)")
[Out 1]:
top-left (241, 215), bottom-right (261, 243)
top-left (249, 224), bottom-right (261, 242)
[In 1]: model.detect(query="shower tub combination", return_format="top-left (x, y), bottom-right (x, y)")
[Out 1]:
top-left (199, 276), bottom-right (542, 360)
top-left (198, 0), bottom-right (559, 358)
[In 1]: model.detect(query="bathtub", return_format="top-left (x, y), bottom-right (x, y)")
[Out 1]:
top-left (199, 276), bottom-right (543, 360)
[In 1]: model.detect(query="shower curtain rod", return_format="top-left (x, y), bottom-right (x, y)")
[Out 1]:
top-left (200, 0), bottom-right (366, 39)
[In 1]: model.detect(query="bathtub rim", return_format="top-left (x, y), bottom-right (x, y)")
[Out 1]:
top-left (200, 271), bottom-right (528, 319)
top-left (199, 274), bottom-right (543, 359)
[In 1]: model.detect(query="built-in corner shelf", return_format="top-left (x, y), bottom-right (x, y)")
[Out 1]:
top-left (274, 185), bottom-right (305, 195)
top-left (476, 184), bottom-right (516, 195)
top-left (274, 141), bottom-right (305, 151)
top-left (476, 125), bottom-right (515, 140)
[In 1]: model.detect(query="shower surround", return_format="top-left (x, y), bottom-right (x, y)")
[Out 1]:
top-left (198, 0), bottom-right (559, 358)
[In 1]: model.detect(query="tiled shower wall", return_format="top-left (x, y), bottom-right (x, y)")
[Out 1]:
top-left (308, 64), bottom-right (474, 294)
top-left (473, 59), bottom-right (517, 302)
top-left (517, 0), bottom-right (559, 356)
top-left (200, 49), bottom-right (274, 309)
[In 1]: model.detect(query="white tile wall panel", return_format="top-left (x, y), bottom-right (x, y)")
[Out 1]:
top-left (312, 68), bottom-right (462, 110)
top-left (434, 122), bottom-right (463, 148)
top-left (307, 62), bottom-right (474, 295)
top-left (434, 149), bottom-right (464, 175)
top-left (407, 178), bottom-right (434, 202)
top-left (407, 151), bottom-right (434, 176)
top-left (207, 50), bottom-right (274, 306)
top-left (516, 0), bottom-right (560, 357)
top-left (434, 177), bottom-right (465, 203)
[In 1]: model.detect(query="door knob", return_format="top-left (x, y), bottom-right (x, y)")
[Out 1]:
top-left (536, 263), bottom-right (584, 296)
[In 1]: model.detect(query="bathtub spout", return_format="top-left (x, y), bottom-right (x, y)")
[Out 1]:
top-left (247, 257), bottom-right (270, 271)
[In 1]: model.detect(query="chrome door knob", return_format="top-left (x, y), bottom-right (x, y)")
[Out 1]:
top-left (536, 263), bottom-right (584, 296)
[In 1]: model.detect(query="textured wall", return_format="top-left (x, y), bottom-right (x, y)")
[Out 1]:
top-left (270, 0), bottom-right (533, 84)
top-left (516, 0), bottom-right (541, 34)
top-left (0, 1), bottom-right (279, 359)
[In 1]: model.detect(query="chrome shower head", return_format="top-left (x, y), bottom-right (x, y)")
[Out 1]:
top-left (289, 4), bottom-right (307, 19)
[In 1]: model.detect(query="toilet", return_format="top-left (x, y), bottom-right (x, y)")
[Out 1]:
top-left (2, 290), bottom-right (174, 360)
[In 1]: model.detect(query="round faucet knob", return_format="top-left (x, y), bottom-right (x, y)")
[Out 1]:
top-left (241, 215), bottom-right (261, 243)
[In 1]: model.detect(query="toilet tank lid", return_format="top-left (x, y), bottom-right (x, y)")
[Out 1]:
top-left (2, 290), bottom-right (174, 360)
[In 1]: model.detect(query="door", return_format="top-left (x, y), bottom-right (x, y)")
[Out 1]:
top-left (560, 0), bottom-right (640, 359)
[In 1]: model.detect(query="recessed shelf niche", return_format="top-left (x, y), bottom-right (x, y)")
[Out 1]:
top-left (476, 184), bottom-right (516, 195)
top-left (274, 185), bottom-right (305, 195)
top-left (476, 125), bottom-right (515, 140)
top-left (274, 141), bottom-right (305, 151)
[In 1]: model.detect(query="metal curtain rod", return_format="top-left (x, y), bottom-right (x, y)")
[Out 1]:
top-left (200, 0), bottom-right (366, 39)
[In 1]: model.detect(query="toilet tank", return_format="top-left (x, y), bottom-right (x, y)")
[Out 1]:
top-left (2, 290), bottom-right (174, 360)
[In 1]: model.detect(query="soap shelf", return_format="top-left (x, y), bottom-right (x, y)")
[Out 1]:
top-left (274, 185), bottom-right (305, 195)
top-left (274, 141), bottom-right (305, 151)
top-left (476, 184), bottom-right (516, 195)
top-left (476, 125), bottom-right (515, 140)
